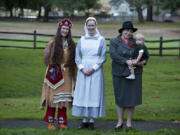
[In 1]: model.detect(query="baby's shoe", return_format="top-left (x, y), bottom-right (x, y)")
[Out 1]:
top-left (126, 74), bottom-right (135, 80)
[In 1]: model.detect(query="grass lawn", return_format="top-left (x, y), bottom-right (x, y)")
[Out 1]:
top-left (0, 47), bottom-right (180, 121)
top-left (0, 47), bottom-right (180, 135)
top-left (0, 128), bottom-right (179, 135)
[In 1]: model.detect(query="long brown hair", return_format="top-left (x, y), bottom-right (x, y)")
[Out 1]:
top-left (52, 25), bottom-right (76, 80)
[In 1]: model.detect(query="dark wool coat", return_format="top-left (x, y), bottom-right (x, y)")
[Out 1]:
top-left (109, 36), bottom-right (149, 107)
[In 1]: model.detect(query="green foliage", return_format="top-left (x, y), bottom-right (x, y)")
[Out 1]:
top-left (160, 0), bottom-right (180, 14)
top-left (83, 0), bottom-right (101, 11)
top-left (27, 0), bottom-right (43, 10)
top-left (1, 0), bottom-right (15, 16)
top-left (54, 0), bottom-right (101, 16)
top-left (53, 0), bottom-right (83, 16)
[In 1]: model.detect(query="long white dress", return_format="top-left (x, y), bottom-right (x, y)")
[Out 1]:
top-left (72, 34), bottom-right (107, 118)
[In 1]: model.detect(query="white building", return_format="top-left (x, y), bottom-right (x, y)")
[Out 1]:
top-left (100, 0), bottom-right (147, 17)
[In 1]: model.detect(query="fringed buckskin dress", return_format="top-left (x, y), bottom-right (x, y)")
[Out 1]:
top-left (40, 40), bottom-right (75, 109)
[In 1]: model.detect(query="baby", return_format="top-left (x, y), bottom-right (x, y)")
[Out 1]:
top-left (126, 33), bottom-right (149, 79)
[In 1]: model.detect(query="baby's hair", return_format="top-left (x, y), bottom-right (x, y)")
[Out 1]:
top-left (135, 33), bottom-right (145, 40)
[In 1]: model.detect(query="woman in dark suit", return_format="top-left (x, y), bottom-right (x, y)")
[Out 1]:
top-left (109, 21), bottom-right (149, 129)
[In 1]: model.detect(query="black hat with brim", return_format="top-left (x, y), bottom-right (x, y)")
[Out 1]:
top-left (118, 21), bottom-right (138, 33)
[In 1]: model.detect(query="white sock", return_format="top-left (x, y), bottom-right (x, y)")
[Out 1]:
top-left (89, 117), bottom-right (94, 123)
top-left (82, 117), bottom-right (88, 123)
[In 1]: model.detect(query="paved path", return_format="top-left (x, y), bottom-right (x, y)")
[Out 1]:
top-left (0, 120), bottom-right (180, 131)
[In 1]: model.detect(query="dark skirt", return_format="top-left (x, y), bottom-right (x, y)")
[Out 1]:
top-left (112, 74), bottom-right (142, 107)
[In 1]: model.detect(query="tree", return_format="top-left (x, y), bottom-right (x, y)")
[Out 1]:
top-left (134, 0), bottom-right (145, 22)
top-left (43, 0), bottom-right (52, 22)
top-left (127, 0), bottom-right (145, 22)
top-left (54, 0), bottom-right (82, 16)
top-left (0, 0), bottom-right (4, 7)
top-left (27, 0), bottom-right (52, 21)
top-left (54, 0), bottom-right (101, 17)
top-left (83, 0), bottom-right (101, 16)
top-left (16, 0), bottom-right (28, 17)
top-left (29, 0), bottom-right (53, 22)
top-left (110, 0), bottom-right (155, 22)
top-left (2, 0), bottom-right (17, 17)
top-left (145, 0), bottom-right (153, 21)
top-left (160, 0), bottom-right (180, 14)
top-left (110, 0), bottom-right (145, 22)
top-left (26, 0), bottom-right (44, 18)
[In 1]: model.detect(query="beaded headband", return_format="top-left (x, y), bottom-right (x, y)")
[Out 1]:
top-left (59, 18), bottom-right (72, 28)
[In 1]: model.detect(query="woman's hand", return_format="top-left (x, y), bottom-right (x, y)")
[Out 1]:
top-left (132, 59), bottom-right (138, 65)
top-left (43, 46), bottom-right (50, 66)
top-left (81, 68), bottom-right (95, 76)
top-left (126, 60), bottom-right (133, 66)
top-left (81, 69), bottom-right (88, 75)
top-left (86, 68), bottom-right (95, 76)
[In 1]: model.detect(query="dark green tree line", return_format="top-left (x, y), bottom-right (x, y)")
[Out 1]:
top-left (0, 0), bottom-right (101, 21)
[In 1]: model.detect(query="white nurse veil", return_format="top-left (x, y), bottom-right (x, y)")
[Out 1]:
top-left (84, 17), bottom-right (101, 38)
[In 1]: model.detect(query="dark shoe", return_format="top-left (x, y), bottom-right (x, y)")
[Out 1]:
top-left (78, 122), bottom-right (89, 129)
top-left (88, 122), bottom-right (94, 130)
top-left (114, 124), bottom-right (123, 131)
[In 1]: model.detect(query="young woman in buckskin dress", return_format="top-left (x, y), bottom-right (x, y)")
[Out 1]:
top-left (40, 19), bottom-right (76, 130)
